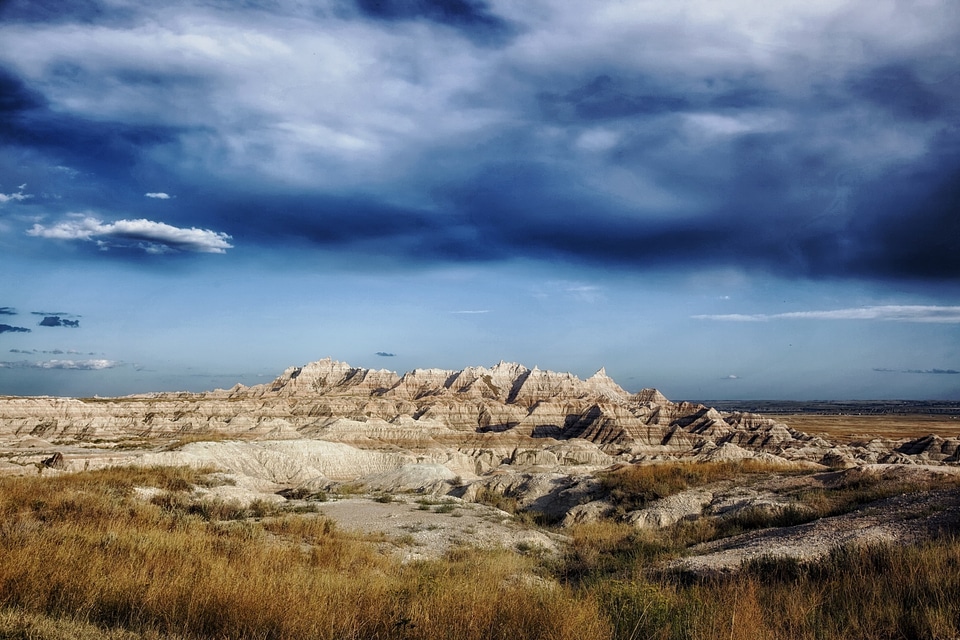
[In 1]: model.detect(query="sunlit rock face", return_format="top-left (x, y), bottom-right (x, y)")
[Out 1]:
top-left (0, 357), bottom-right (946, 468)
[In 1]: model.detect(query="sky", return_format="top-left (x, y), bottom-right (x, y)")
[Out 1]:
top-left (0, 0), bottom-right (959, 401)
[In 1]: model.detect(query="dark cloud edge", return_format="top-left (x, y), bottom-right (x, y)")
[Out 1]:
top-left (0, 324), bottom-right (31, 334)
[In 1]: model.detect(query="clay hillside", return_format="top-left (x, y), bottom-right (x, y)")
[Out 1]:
top-left (2, 357), bottom-right (956, 466)
top-left (2, 358), bottom-right (959, 575)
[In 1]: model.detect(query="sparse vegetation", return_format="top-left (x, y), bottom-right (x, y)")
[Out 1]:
top-left (160, 432), bottom-right (236, 450)
top-left (474, 486), bottom-right (519, 513)
top-left (0, 467), bottom-right (606, 640)
top-left (2, 463), bottom-right (960, 640)
top-left (599, 460), bottom-right (803, 515)
top-left (584, 539), bottom-right (960, 640)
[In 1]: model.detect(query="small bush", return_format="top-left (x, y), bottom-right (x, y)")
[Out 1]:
top-left (474, 487), bottom-right (518, 513)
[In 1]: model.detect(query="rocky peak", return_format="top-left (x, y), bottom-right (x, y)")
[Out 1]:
top-left (586, 368), bottom-right (630, 401)
top-left (388, 368), bottom-right (458, 400)
top-left (634, 388), bottom-right (671, 406)
top-left (260, 358), bottom-right (400, 396)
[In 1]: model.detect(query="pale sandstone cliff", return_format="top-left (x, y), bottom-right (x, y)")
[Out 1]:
top-left (0, 358), bottom-right (952, 468)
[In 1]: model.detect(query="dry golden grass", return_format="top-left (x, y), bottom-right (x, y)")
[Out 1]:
top-left (599, 459), bottom-right (803, 514)
top-left (570, 538), bottom-right (960, 640)
top-left (0, 607), bottom-right (188, 639)
top-left (0, 467), bottom-right (608, 640)
top-left (3, 465), bottom-right (960, 639)
top-left (782, 413), bottom-right (960, 443)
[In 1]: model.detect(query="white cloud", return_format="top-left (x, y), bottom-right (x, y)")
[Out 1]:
top-left (145, 192), bottom-right (171, 199)
top-left (27, 216), bottom-right (233, 254)
top-left (575, 128), bottom-right (620, 152)
top-left (0, 184), bottom-right (31, 204)
top-left (683, 112), bottom-right (790, 140)
top-left (0, 10), bottom-right (502, 196)
top-left (451, 309), bottom-right (491, 314)
top-left (693, 305), bottom-right (960, 323)
top-left (0, 359), bottom-right (121, 370)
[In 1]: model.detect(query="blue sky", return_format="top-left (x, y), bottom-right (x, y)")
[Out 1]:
top-left (1, 0), bottom-right (958, 400)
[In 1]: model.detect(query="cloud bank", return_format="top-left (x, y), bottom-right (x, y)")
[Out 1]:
top-left (0, 359), bottom-right (121, 370)
top-left (874, 368), bottom-right (960, 375)
top-left (0, 1), bottom-right (956, 280)
top-left (693, 306), bottom-right (960, 323)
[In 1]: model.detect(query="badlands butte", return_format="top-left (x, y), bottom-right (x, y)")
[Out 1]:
top-left (2, 358), bottom-right (960, 571)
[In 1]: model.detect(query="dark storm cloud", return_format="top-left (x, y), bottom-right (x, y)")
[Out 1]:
top-left (0, 324), bottom-right (30, 334)
top-left (0, 64), bottom-right (193, 210)
top-left (0, 0), bottom-right (136, 25)
top-left (2, 1), bottom-right (959, 283)
top-left (37, 316), bottom-right (80, 328)
top-left (538, 75), bottom-right (690, 122)
top-left (845, 156), bottom-right (960, 280)
top-left (0, 307), bottom-right (16, 315)
top-left (353, 0), bottom-right (515, 45)
top-left (0, 66), bottom-right (44, 114)
top-left (222, 194), bottom-right (434, 245)
top-left (848, 64), bottom-right (946, 121)
top-left (375, 351), bottom-right (396, 357)
top-left (0, 65), bottom-right (183, 185)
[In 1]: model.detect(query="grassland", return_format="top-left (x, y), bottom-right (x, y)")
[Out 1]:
top-left (1, 462), bottom-right (959, 639)
top-left (780, 412), bottom-right (960, 443)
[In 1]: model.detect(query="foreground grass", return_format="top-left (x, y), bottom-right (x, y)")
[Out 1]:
top-left (2, 465), bottom-right (960, 639)
top-left (0, 467), bottom-right (606, 640)
top-left (586, 538), bottom-right (960, 640)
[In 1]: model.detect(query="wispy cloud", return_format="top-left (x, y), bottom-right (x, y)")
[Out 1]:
top-left (0, 184), bottom-right (31, 204)
top-left (693, 306), bottom-right (960, 323)
top-left (27, 216), bottom-right (233, 254)
top-left (10, 349), bottom-right (97, 355)
top-left (375, 351), bottom-right (396, 357)
top-left (0, 359), bottom-right (121, 370)
top-left (0, 307), bottom-right (17, 316)
top-left (565, 285), bottom-right (604, 303)
top-left (145, 192), bottom-right (171, 199)
top-left (874, 367), bottom-right (960, 375)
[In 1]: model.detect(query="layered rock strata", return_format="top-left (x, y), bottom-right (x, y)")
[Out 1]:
top-left (0, 358), bottom-right (955, 469)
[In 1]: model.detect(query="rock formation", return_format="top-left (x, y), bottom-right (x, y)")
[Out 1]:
top-left (0, 358), bottom-right (955, 473)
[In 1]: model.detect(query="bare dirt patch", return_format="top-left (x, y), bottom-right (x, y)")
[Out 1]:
top-left (311, 496), bottom-right (566, 561)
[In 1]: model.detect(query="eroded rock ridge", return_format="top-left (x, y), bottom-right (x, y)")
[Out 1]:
top-left (2, 358), bottom-right (955, 470)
